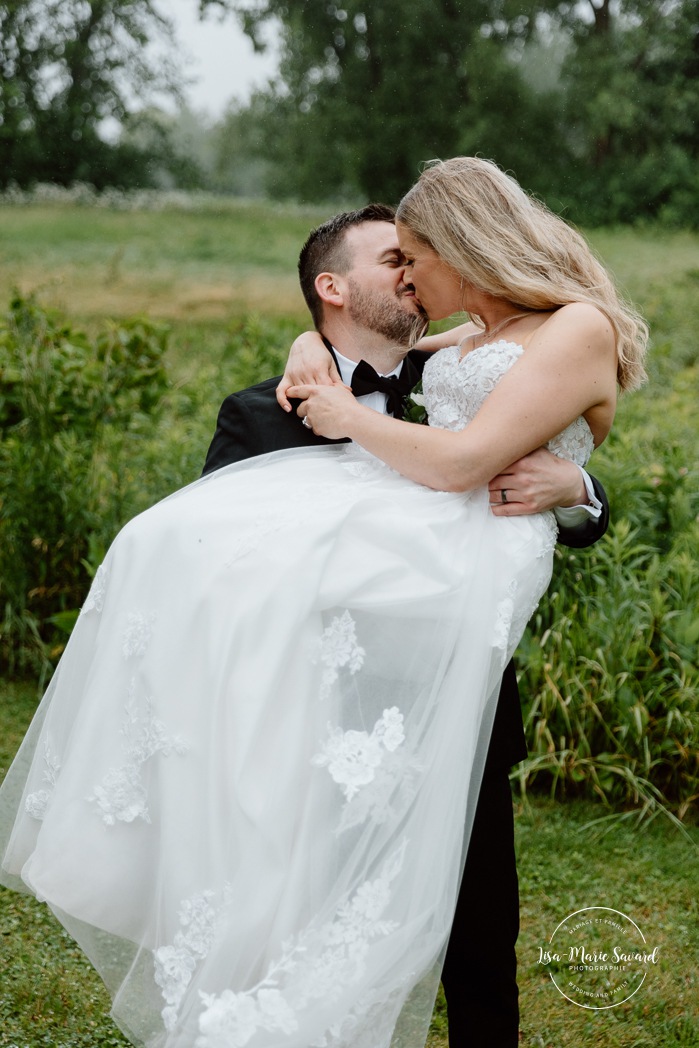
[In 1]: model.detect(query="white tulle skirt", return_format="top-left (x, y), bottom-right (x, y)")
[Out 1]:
top-left (0, 443), bottom-right (555, 1048)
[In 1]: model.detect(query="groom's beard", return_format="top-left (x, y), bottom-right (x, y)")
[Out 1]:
top-left (347, 279), bottom-right (429, 348)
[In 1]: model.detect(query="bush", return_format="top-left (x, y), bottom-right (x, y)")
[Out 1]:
top-left (0, 295), bottom-right (169, 674)
top-left (516, 366), bottom-right (699, 820)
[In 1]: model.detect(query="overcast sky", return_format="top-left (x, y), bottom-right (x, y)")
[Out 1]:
top-left (161, 0), bottom-right (280, 118)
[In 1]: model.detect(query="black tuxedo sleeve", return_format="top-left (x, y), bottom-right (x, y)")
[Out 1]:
top-left (202, 392), bottom-right (263, 473)
top-left (556, 474), bottom-right (610, 549)
top-left (202, 376), bottom-right (344, 475)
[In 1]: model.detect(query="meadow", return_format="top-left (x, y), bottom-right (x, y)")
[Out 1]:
top-left (0, 194), bottom-right (698, 1046)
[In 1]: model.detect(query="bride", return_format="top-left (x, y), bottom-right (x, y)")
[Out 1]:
top-left (0, 158), bottom-right (646, 1048)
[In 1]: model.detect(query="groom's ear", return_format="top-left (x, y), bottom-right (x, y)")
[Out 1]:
top-left (315, 271), bottom-right (345, 309)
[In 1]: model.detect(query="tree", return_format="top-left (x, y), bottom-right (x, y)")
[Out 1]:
top-left (212, 0), bottom-right (699, 225)
top-left (207, 0), bottom-right (592, 203)
top-left (555, 0), bottom-right (699, 223)
top-left (209, 0), bottom-right (498, 202)
top-left (0, 0), bottom-right (187, 188)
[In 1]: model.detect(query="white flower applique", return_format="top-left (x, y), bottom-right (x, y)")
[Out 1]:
top-left (311, 610), bottom-right (366, 700)
top-left (194, 842), bottom-right (407, 1048)
top-left (533, 511), bottom-right (558, 560)
top-left (310, 986), bottom-right (407, 1048)
top-left (88, 680), bottom-right (188, 826)
top-left (122, 610), bottom-right (156, 659)
top-left (154, 886), bottom-right (233, 1032)
top-left (224, 511), bottom-right (293, 566)
top-left (492, 578), bottom-right (544, 662)
top-left (311, 707), bottom-right (406, 802)
top-left (80, 562), bottom-right (109, 615)
top-left (493, 583), bottom-right (517, 652)
top-left (24, 740), bottom-right (61, 820)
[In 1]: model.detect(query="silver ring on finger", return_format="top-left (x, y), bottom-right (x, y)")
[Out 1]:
top-left (302, 416), bottom-right (311, 429)
top-left (501, 489), bottom-right (508, 503)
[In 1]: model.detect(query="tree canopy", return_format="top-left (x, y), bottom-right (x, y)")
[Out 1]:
top-left (0, 0), bottom-right (187, 188)
top-left (213, 0), bottom-right (699, 224)
top-left (2, 0), bottom-right (698, 224)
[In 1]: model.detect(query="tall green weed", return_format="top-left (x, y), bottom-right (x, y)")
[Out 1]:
top-left (517, 359), bottom-right (699, 818)
top-left (0, 294), bottom-right (168, 674)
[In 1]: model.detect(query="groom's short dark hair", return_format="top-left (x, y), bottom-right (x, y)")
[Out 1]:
top-left (298, 203), bottom-right (396, 328)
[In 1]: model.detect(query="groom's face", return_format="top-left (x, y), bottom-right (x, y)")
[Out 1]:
top-left (342, 222), bottom-right (428, 346)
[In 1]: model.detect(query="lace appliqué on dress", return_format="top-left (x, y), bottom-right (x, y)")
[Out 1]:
top-left (122, 611), bottom-right (156, 659)
top-left (311, 610), bottom-right (366, 701)
top-left (340, 444), bottom-right (396, 481)
top-left (24, 740), bottom-right (61, 820)
top-left (88, 682), bottom-right (188, 826)
top-left (311, 707), bottom-right (405, 802)
top-left (194, 842), bottom-right (407, 1048)
top-left (493, 581), bottom-right (518, 653)
top-left (80, 562), bottom-right (109, 615)
top-left (155, 886), bottom-right (233, 1032)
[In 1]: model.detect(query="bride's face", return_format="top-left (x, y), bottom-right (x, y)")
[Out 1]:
top-left (396, 223), bottom-right (464, 320)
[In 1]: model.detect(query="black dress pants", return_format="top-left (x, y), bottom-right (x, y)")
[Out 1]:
top-left (440, 765), bottom-right (520, 1047)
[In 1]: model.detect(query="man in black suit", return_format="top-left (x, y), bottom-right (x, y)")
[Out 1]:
top-left (203, 204), bottom-right (609, 1046)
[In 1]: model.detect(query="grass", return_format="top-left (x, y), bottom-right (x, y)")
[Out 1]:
top-left (1, 681), bottom-right (697, 1048)
top-left (0, 201), bottom-right (326, 321)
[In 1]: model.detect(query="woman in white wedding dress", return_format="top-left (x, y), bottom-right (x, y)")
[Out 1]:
top-left (0, 158), bottom-right (646, 1048)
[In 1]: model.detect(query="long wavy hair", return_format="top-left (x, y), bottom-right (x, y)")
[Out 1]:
top-left (396, 157), bottom-right (648, 391)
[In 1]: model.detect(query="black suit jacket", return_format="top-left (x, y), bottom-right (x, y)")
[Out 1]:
top-left (202, 350), bottom-right (609, 768)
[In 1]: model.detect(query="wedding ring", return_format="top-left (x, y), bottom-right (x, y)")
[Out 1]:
top-left (501, 489), bottom-right (508, 503)
top-left (302, 417), bottom-right (311, 429)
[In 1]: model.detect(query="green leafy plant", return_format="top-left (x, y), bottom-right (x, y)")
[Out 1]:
top-left (0, 294), bottom-right (169, 673)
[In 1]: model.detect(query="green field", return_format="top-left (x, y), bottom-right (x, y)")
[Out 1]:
top-left (0, 198), bottom-right (698, 1046)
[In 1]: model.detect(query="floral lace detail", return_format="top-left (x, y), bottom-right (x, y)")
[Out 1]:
top-left (224, 484), bottom-right (345, 567)
top-left (494, 572), bottom-right (550, 662)
top-left (311, 989), bottom-right (406, 1048)
top-left (536, 512), bottom-right (558, 559)
top-left (155, 886), bottom-right (232, 1032)
top-left (195, 842), bottom-right (406, 1048)
top-left (80, 562), bottom-right (109, 615)
top-left (311, 610), bottom-right (366, 700)
top-left (340, 444), bottom-right (395, 481)
top-left (312, 707), bottom-right (405, 802)
top-left (88, 680), bottom-right (188, 825)
top-left (122, 610), bottom-right (156, 659)
top-left (493, 581), bottom-right (518, 651)
top-left (224, 510), bottom-right (297, 566)
top-left (422, 341), bottom-right (594, 466)
top-left (24, 740), bottom-right (61, 820)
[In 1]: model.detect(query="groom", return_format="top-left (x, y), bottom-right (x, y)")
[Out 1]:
top-left (202, 204), bottom-right (609, 1047)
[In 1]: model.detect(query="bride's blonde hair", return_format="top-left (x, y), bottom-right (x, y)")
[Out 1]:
top-left (396, 157), bottom-right (648, 391)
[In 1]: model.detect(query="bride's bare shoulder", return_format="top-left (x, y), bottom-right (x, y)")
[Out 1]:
top-left (532, 303), bottom-right (616, 358)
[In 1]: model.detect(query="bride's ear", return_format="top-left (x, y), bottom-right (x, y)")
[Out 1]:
top-left (315, 272), bottom-right (345, 309)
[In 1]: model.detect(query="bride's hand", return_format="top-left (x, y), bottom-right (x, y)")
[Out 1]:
top-left (276, 332), bottom-right (342, 411)
top-left (289, 383), bottom-right (359, 439)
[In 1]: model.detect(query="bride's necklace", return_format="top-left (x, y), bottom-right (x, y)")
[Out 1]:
top-left (460, 311), bottom-right (532, 356)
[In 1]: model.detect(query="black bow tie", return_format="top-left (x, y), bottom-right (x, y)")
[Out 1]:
top-left (350, 359), bottom-right (413, 418)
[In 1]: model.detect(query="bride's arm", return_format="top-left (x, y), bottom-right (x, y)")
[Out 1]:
top-left (290, 305), bottom-right (618, 492)
top-left (275, 320), bottom-right (479, 410)
top-left (414, 320), bottom-right (476, 352)
top-left (276, 333), bottom-right (343, 411)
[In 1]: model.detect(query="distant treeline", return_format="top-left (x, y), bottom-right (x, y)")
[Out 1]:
top-left (2, 1), bottom-right (698, 225)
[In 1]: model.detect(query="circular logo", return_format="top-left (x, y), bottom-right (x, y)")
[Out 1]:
top-left (537, 906), bottom-right (659, 1010)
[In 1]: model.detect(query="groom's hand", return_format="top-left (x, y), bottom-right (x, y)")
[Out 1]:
top-left (488, 448), bottom-right (588, 516)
